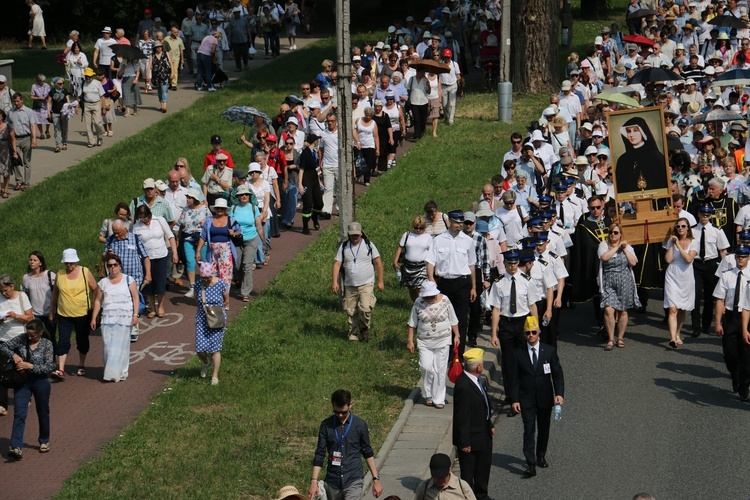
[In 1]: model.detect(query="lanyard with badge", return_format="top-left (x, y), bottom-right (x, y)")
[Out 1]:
top-left (332, 415), bottom-right (353, 467)
top-left (349, 240), bottom-right (362, 274)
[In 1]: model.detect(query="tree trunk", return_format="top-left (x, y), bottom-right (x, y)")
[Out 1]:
top-left (580, 0), bottom-right (610, 19)
top-left (511, 0), bottom-right (559, 94)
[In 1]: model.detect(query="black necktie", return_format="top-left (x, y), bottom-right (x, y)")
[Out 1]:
top-left (510, 276), bottom-right (517, 315)
top-left (699, 226), bottom-right (706, 260)
top-left (559, 204), bottom-right (565, 226)
top-left (734, 270), bottom-right (743, 311)
top-left (531, 347), bottom-right (538, 369)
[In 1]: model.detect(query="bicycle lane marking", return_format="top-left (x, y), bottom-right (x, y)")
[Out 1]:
top-left (129, 312), bottom-right (196, 365)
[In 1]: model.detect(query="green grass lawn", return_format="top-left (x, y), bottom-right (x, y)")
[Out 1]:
top-left (0, 7), bottom-right (624, 498)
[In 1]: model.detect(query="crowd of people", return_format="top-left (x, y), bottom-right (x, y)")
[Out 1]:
top-left (2, 0), bottom-right (742, 498)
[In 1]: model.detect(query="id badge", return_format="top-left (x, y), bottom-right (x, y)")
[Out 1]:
top-left (543, 363), bottom-right (551, 374)
top-left (351, 261), bottom-right (359, 274)
top-left (332, 451), bottom-right (343, 466)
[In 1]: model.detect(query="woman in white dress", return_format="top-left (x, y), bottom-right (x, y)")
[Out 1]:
top-left (26, 0), bottom-right (46, 49)
top-left (406, 281), bottom-right (459, 409)
top-left (90, 253), bottom-right (139, 382)
top-left (663, 217), bottom-right (699, 348)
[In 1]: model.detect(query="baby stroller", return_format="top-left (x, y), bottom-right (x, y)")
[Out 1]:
top-left (212, 63), bottom-right (229, 88)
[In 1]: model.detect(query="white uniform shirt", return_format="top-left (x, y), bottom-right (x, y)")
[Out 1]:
top-left (692, 222), bottom-right (730, 261)
top-left (716, 266), bottom-right (750, 312)
top-left (486, 271), bottom-right (540, 317)
top-left (527, 262), bottom-right (556, 300)
top-left (734, 204), bottom-right (750, 230)
top-left (427, 231), bottom-right (477, 278)
top-left (538, 249), bottom-right (568, 286)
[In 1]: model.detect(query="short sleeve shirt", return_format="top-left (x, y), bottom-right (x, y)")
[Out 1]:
top-left (336, 239), bottom-right (381, 287)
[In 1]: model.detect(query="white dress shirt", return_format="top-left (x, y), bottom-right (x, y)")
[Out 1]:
top-left (427, 230), bottom-right (477, 278)
top-left (692, 222), bottom-right (730, 261)
top-left (486, 271), bottom-right (540, 317)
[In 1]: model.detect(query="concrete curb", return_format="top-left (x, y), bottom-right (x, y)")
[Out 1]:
top-left (363, 386), bottom-right (421, 494)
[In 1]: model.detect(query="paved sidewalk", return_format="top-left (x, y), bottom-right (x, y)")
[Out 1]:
top-left (0, 38), bottom-right (333, 497)
top-left (0, 36), bottom-right (320, 204)
top-left (362, 333), bottom-right (504, 500)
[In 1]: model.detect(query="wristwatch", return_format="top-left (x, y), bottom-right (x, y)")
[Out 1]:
top-left (373, 476), bottom-right (380, 481)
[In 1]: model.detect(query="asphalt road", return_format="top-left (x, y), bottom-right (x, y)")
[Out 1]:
top-left (488, 295), bottom-right (750, 499)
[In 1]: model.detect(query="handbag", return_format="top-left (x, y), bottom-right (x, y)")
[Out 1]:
top-left (448, 343), bottom-right (463, 383)
top-left (201, 285), bottom-right (226, 329)
top-left (0, 337), bottom-right (30, 389)
top-left (354, 149), bottom-right (368, 176)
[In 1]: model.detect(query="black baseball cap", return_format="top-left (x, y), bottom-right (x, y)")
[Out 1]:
top-left (211, 134), bottom-right (222, 144)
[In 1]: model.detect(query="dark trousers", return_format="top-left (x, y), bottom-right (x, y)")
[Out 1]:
top-left (270, 26), bottom-right (281, 55)
top-left (196, 52), bottom-right (213, 89)
top-left (468, 268), bottom-right (484, 340)
top-left (232, 41), bottom-right (249, 69)
top-left (376, 138), bottom-right (389, 172)
top-left (412, 103), bottom-right (428, 139)
top-left (11, 373), bottom-right (51, 449)
top-left (457, 445), bottom-right (492, 500)
top-left (721, 310), bottom-right (750, 396)
top-left (537, 298), bottom-right (560, 349)
top-left (359, 148), bottom-right (375, 184)
top-left (693, 259), bottom-right (719, 333)
top-left (436, 276), bottom-right (471, 358)
top-left (498, 315), bottom-right (525, 394)
top-left (521, 404), bottom-right (552, 466)
top-left (56, 314), bottom-right (91, 356)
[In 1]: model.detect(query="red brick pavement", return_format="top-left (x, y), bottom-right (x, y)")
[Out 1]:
top-left (1, 146), bottom-right (415, 497)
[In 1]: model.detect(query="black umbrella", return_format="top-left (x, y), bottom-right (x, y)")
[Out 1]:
top-left (626, 8), bottom-right (657, 21)
top-left (708, 16), bottom-right (747, 29)
top-left (667, 136), bottom-right (683, 152)
top-left (111, 44), bottom-right (147, 60)
top-left (628, 67), bottom-right (683, 84)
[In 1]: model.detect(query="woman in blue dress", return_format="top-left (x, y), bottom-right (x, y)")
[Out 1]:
top-left (194, 261), bottom-right (229, 386)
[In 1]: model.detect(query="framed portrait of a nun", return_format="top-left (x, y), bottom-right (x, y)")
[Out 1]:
top-left (607, 106), bottom-right (670, 201)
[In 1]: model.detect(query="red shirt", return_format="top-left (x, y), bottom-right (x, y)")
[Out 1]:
top-left (267, 146), bottom-right (287, 175)
top-left (203, 148), bottom-right (235, 170)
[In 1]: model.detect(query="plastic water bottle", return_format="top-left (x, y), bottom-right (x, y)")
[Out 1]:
top-left (554, 404), bottom-right (562, 421)
top-left (542, 317), bottom-right (549, 327)
top-left (395, 269), bottom-right (402, 281)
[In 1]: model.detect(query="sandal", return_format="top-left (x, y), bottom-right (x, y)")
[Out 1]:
top-left (435, 404), bottom-right (445, 409)
top-left (147, 311), bottom-right (156, 319)
top-left (426, 400), bottom-right (434, 407)
top-left (8, 447), bottom-right (22, 460)
top-left (157, 309), bottom-right (165, 318)
top-left (669, 341), bottom-right (677, 349)
top-left (62, 144), bottom-right (67, 150)
top-left (54, 147), bottom-right (60, 153)
top-left (2, 192), bottom-right (8, 198)
top-left (45, 132), bottom-right (51, 139)
top-left (76, 367), bottom-right (86, 377)
top-left (52, 369), bottom-right (66, 380)
top-left (39, 443), bottom-right (49, 453)
top-left (604, 341), bottom-right (614, 351)
top-left (13, 183), bottom-right (21, 191)
top-left (616, 339), bottom-right (625, 348)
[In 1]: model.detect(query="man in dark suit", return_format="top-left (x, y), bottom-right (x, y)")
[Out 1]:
top-left (510, 316), bottom-right (565, 478)
top-left (452, 348), bottom-right (494, 499)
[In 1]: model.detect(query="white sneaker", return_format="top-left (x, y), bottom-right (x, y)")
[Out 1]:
top-left (201, 362), bottom-right (210, 378)
top-left (184, 288), bottom-right (195, 298)
top-left (211, 376), bottom-right (219, 385)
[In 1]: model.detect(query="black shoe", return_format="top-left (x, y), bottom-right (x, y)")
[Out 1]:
top-left (313, 223), bottom-right (320, 230)
top-left (522, 465), bottom-right (536, 478)
top-left (692, 330), bottom-right (701, 338)
top-left (733, 380), bottom-right (740, 394)
top-left (537, 456), bottom-right (549, 468)
top-left (319, 212), bottom-right (331, 220)
top-left (506, 410), bottom-right (517, 418)
top-left (468, 338), bottom-right (477, 347)
top-left (637, 306), bottom-right (646, 314)
top-left (302, 228), bottom-right (311, 235)
top-left (740, 393), bottom-right (750, 403)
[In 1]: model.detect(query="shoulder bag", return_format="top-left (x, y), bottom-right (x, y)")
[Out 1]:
top-left (201, 284), bottom-right (226, 329)
top-left (0, 337), bottom-right (30, 389)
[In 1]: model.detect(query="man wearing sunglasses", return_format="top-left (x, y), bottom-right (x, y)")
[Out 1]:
top-left (310, 389), bottom-right (383, 500)
top-left (510, 315), bottom-right (564, 479)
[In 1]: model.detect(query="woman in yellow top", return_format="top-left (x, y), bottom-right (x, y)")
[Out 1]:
top-left (49, 248), bottom-right (97, 379)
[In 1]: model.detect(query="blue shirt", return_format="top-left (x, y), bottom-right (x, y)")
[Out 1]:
top-left (104, 232), bottom-right (149, 286)
top-left (232, 204), bottom-right (260, 241)
top-left (313, 414), bottom-right (375, 489)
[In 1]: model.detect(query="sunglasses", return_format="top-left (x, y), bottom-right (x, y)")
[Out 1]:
top-left (524, 330), bottom-right (539, 336)
top-left (610, 231), bottom-right (620, 235)
top-left (675, 224), bottom-right (688, 228)
top-left (106, 262), bottom-right (119, 268)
